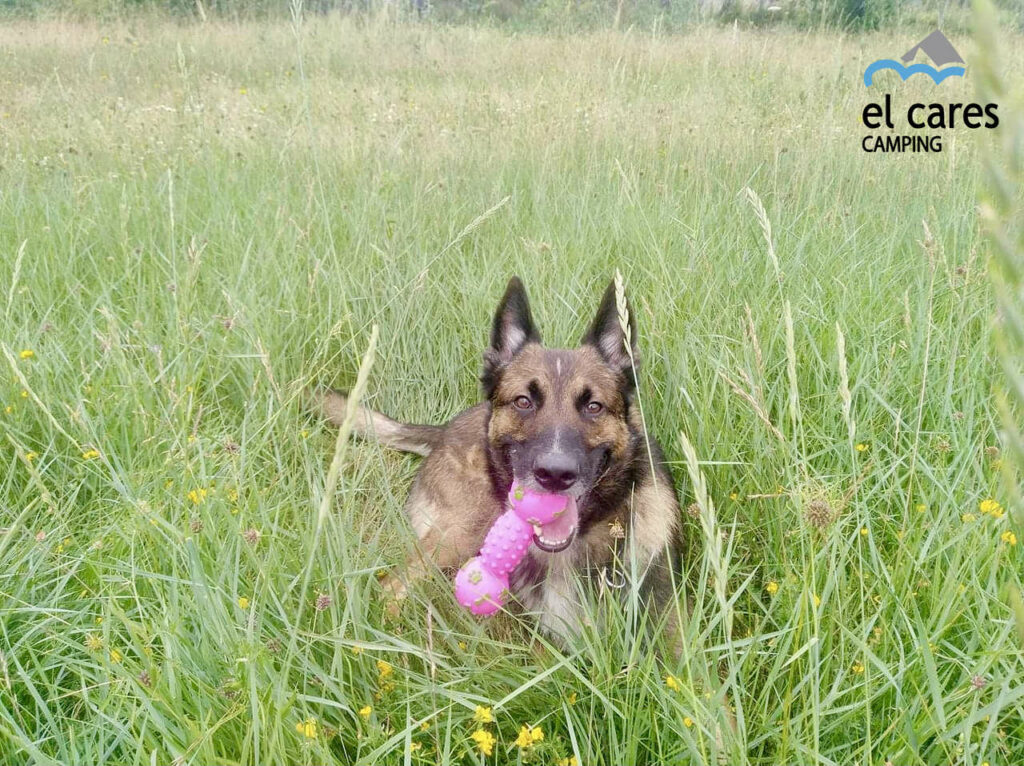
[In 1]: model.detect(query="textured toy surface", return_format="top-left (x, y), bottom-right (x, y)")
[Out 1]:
top-left (453, 484), bottom-right (570, 615)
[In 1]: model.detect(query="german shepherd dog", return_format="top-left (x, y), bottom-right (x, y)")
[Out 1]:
top-left (317, 277), bottom-right (681, 645)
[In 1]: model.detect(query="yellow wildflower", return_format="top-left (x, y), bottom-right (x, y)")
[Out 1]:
top-left (557, 758), bottom-right (579, 766)
top-left (300, 429), bottom-right (309, 439)
top-left (1001, 530), bottom-right (1017, 546)
top-left (237, 596), bottom-right (250, 609)
top-left (515, 726), bottom-right (534, 749)
top-left (665, 674), bottom-right (681, 691)
top-left (109, 649), bottom-right (122, 663)
top-left (472, 705), bottom-right (493, 723)
top-left (980, 498), bottom-right (1005, 519)
top-left (458, 641), bottom-right (468, 651)
top-left (420, 721), bottom-right (430, 731)
top-left (766, 581), bottom-right (779, 595)
top-left (729, 492), bottom-right (738, 501)
top-left (855, 443), bottom-right (868, 452)
top-left (3, 405), bottom-right (12, 414)
top-left (19, 349), bottom-right (34, 359)
top-left (916, 503), bottom-right (927, 512)
top-left (962, 513), bottom-right (976, 522)
top-left (567, 692), bottom-right (578, 705)
top-left (683, 716), bottom-right (694, 728)
top-left (852, 662), bottom-right (865, 674)
top-left (409, 741), bottom-right (422, 752)
top-left (812, 594), bottom-right (821, 607)
top-left (20, 390), bottom-right (28, 398)
top-left (24, 451), bottom-right (37, 462)
top-left (470, 729), bottom-right (495, 756)
top-left (295, 718), bottom-right (317, 738)
top-left (350, 645), bottom-right (363, 655)
top-left (82, 449), bottom-right (100, 460)
top-left (358, 705), bottom-right (372, 720)
top-left (187, 488), bottom-right (208, 505)
top-left (860, 527), bottom-right (869, 537)
top-left (376, 659), bottom-right (393, 678)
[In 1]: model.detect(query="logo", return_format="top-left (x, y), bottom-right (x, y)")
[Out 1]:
top-left (859, 30), bottom-right (998, 154)
top-left (863, 30), bottom-right (965, 87)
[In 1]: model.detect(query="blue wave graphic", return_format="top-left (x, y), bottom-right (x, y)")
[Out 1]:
top-left (863, 59), bottom-right (966, 86)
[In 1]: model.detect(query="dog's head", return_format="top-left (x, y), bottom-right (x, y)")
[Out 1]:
top-left (482, 277), bottom-right (640, 552)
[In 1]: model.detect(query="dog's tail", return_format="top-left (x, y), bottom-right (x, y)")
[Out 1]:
top-left (312, 388), bottom-right (443, 457)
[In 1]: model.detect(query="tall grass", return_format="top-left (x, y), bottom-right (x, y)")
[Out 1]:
top-left (977, 0), bottom-right (1024, 646)
top-left (0, 16), bottom-right (1022, 765)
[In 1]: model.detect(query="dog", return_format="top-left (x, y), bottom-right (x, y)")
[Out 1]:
top-left (317, 277), bottom-right (682, 644)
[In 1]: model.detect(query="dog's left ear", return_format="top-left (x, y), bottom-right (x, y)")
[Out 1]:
top-left (582, 279), bottom-right (639, 377)
top-left (482, 276), bottom-right (541, 395)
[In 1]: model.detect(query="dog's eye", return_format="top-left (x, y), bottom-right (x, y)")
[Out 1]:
top-left (513, 396), bottom-right (533, 411)
top-left (584, 401), bottom-right (604, 416)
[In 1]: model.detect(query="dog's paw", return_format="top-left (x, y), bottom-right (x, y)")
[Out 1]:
top-left (383, 596), bottom-right (405, 621)
top-left (380, 572), bottom-right (408, 598)
top-left (380, 572), bottom-right (409, 621)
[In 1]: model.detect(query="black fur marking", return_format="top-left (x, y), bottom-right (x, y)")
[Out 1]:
top-left (527, 380), bottom-right (544, 408)
top-left (483, 403), bottom-right (515, 505)
top-left (510, 550), bottom-right (547, 595)
top-left (576, 430), bottom-right (671, 537)
top-left (574, 387), bottom-right (593, 410)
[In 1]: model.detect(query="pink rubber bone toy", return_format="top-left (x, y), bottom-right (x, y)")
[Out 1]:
top-left (454, 483), bottom-right (576, 615)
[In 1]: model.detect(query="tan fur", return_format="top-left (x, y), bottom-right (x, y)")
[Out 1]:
top-left (630, 480), bottom-right (680, 553)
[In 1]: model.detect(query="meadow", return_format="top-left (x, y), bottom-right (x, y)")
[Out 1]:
top-left (1, 13), bottom-right (1023, 765)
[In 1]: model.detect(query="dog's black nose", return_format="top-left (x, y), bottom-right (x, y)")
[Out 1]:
top-left (533, 453), bottom-right (579, 492)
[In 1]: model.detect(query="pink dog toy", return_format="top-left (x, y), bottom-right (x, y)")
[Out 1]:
top-left (454, 483), bottom-right (577, 616)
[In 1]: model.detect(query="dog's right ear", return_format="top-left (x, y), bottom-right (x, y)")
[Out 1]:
top-left (482, 276), bottom-right (540, 396)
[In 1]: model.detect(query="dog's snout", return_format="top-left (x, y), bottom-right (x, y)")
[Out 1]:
top-left (533, 452), bottom-right (579, 491)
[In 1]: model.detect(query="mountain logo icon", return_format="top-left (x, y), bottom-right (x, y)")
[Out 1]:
top-left (863, 30), bottom-right (966, 87)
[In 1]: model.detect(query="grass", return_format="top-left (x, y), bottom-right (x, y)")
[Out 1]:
top-left (1, 13), bottom-right (1023, 765)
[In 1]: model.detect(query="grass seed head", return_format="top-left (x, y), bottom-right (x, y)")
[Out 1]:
top-left (804, 499), bottom-right (835, 531)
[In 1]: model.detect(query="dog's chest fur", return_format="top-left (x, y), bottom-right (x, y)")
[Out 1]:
top-left (509, 544), bottom-right (593, 640)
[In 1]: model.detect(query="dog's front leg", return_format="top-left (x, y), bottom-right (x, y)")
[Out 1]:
top-left (381, 527), bottom-right (473, 617)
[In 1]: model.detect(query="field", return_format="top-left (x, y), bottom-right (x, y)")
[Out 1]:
top-left (1, 14), bottom-right (1023, 765)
